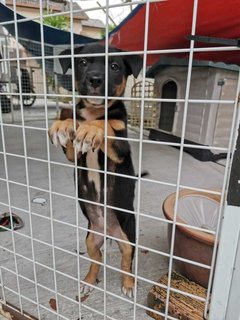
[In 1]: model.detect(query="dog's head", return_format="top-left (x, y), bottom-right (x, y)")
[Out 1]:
top-left (59, 43), bottom-right (142, 108)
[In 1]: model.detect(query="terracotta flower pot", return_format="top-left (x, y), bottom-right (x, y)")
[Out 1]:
top-left (163, 189), bottom-right (220, 288)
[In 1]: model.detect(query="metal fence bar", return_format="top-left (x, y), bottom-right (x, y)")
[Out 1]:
top-left (0, 0), bottom-right (26, 313)
top-left (164, 0), bottom-right (199, 317)
top-left (0, 170), bottom-right (227, 196)
top-left (133, 1), bottom-right (150, 318)
top-left (69, 0), bottom-right (82, 318)
top-left (10, 0), bottom-right (42, 317)
top-left (0, 91), bottom-right (236, 105)
top-left (225, 231), bottom-right (240, 320)
top-left (103, 1), bottom-right (110, 318)
top-left (208, 74), bottom-right (240, 319)
top-left (0, 46), bottom-right (239, 65)
top-left (38, 1), bottom-right (60, 318)
top-left (204, 71), bottom-right (240, 318)
top-left (0, 267), bottom-right (6, 305)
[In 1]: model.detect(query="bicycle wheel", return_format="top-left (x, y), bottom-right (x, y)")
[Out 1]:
top-left (23, 90), bottom-right (36, 107)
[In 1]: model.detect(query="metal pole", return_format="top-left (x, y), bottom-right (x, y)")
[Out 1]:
top-left (54, 71), bottom-right (60, 118)
top-left (225, 120), bottom-right (240, 320)
top-left (125, 0), bottom-right (133, 12)
top-left (5, 34), bottom-right (15, 123)
top-left (96, 1), bottom-right (117, 26)
top-left (226, 234), bottom-right (240, 320)
top-left (209, 92), bottom-right (240, 319)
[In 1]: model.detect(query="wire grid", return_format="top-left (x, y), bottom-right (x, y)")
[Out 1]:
top-left (0, 0), bottom-right (239, 319)
top-left (0, 31), bottom-right (72, 123)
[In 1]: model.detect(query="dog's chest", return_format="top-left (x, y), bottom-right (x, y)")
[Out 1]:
top-left (78, 107), bottom-right (105, 121)
top-left (86, 205), bottom-right (120, 235)
top-left (79, 150), bottom-right (120, 232)
top-left (76, 107), bottom-right (121, 231)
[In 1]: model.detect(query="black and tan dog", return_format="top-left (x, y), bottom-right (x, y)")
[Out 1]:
top-left (48, 43), bottom-right (142, 298)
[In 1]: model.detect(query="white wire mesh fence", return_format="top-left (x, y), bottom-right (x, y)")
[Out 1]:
top-left (0, 0), bottom-right (239, 319)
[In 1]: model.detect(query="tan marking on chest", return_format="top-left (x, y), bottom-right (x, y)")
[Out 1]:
top-left (80, 107), bottom-right (105, 121)
top-left (86, 150), bottom-right (101, 201)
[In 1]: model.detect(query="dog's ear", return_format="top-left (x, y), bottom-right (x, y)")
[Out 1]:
top-left (59, 46), bottom-right (84, 74)
top-left (123, 54), bottom-right (143, 78)
top-left (59, 48), bottom-right (71, 74)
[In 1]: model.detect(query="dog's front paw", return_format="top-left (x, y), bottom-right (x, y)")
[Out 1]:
top-left (74, 124), bottom-right (104, 154)
top-left (48, 119), bottom-right (76, 147)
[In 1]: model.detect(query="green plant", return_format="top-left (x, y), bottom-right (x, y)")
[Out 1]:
top-left (43, 12), bottom-right (69, 30)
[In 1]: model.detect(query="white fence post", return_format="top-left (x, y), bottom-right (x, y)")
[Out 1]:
top-left (210, 120), bottom-right (240, 319)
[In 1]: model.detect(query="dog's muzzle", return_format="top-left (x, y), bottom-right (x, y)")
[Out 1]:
top-left (85, 75), bottom-right (105, 106)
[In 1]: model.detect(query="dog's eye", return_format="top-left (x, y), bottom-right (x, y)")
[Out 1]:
top-left (80, 59), bottom-right (87, 66)
top-left (111, 62), bottom-right (120, 72)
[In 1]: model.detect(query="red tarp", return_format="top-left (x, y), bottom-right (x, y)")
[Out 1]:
top-left (110, 0), bottom-right (240, 66)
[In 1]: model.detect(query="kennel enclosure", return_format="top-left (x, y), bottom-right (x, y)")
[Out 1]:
top-left (147, 57), bottom-right (239, 161)
top-left (0, 0), bottom-right (240, 319)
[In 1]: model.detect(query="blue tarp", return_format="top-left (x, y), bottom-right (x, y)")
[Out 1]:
top-left (0, 3), bottom-right (95, 46)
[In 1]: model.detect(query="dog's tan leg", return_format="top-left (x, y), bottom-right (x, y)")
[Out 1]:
top-left (65, 141), bottom-right (76, 162)
top-left (81, 230), bottom-right (103, 295)
top-left (117, 232), bottom-right (135, 298)
top-left (48, 119), bottom-right (79, 162)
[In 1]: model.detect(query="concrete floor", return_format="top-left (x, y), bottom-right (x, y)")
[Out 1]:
top-left (0, 106), bottom-right (225, 319)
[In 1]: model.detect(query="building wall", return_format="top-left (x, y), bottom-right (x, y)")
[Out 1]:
top-left (3, 2), bottom-right (104, 95)
top-left (5, 5), bottom-right (82, 34)
top-left (10, 6), bottom-right (41, 19)
top-left (80, 26), bottom-right (102, 40)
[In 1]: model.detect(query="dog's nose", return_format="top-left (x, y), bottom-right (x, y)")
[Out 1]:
top-left (87, 75), bottom-right (103, 89)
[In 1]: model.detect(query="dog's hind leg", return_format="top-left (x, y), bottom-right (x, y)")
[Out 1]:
top-left (81, 229), bottom-right (103, 295)
top-left (117, 232), bottom-right (135, 299)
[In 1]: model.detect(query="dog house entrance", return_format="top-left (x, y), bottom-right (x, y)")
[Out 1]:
top-left (158, 80), bottom-right (177, 132)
